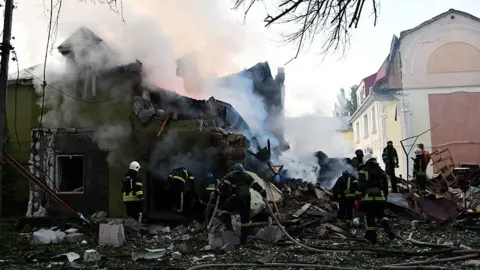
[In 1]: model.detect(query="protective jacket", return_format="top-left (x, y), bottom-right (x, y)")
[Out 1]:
top-left (332, 174), bottom-right (359, 200)
top-left (169, 168), bottom-right (195, 190)
top-left (382, 146), bottom-right (399, 168)
top-left (358, 162), bottom-right (388, 201)
top-left (199, 183), bottom-right (217, 205)
top-left (122, 170), bottom-right (143, 202)
top-left (218, 170), bottom-right (265, 198)
top-left (413, 155), bottom-right (427, 177)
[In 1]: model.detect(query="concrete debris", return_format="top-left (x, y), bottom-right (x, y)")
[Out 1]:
top-left (132, 248), bottom-right (166, 261)
top-left (192, 254), bottom-right (215, 264)
top-left (65, 233), bottom-right (84, 243)
top-left (171, 225), bottom-right (188, 238)
top-left (315, 225), bottom-right (328, 237)
top-left (208, 230), bottom-right (240, 249)
top-left (83, 250), bottom-right (101, 262)
top-left (200, 245), bottom-right (213, 251)
top-left (292, 203), bottom-right (312, 218)
top-left (98, 223), bottom-right (125, 247)
top-left (52, 252), bottom-right (80, 263)
top-left (255, 225), bottom-right (283, 243)
top-left (124, 218), bottom-right (142, 233)
top-left (172, 251), bottom-right (182, 260)
top-left (175, 242), bottom-right (194, 254)
top-left (147, 225), bottom-right (169, 235)
top-left (32, 229), bottom-right (66, 245)
top-left (65, 228), bottom-right (79, 234)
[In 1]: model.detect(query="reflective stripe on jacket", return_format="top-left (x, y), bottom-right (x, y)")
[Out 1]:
top-left (123, 175), bottom-right (143, 202)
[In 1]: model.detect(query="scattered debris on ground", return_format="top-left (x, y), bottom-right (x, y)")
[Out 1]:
top-left (1, 170), bottom-right (479, 269)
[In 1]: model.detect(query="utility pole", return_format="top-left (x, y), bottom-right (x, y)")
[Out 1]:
top-left (0, 0), bottom-right (14, 218)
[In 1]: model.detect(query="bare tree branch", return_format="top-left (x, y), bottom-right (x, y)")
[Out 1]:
top-left (233, 0), bottom-right (379, 63)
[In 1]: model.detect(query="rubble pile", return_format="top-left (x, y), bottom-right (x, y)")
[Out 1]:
top-left (1, 177), bottom-right (480, 269)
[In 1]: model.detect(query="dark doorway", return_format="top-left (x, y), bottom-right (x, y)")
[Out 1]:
top-left (57, 155), bottom-right (84, 193)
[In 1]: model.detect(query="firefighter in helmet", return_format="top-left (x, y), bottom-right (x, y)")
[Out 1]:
top-left (122, 161), bottom-right (144, 222)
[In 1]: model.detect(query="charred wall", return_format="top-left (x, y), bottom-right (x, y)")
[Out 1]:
top-left (28, 129), bottom-right (109, 217)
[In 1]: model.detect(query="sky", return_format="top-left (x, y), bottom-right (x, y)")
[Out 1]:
top-left (6, 0), bottom-right (480, 118)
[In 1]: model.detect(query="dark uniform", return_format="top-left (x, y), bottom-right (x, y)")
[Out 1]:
top-left (413, 154), bottom-right (427, 195)
top-left (351, 149), bottom-right (364, 177)
top-left (169, 167), bottom-right (195, 213)
top-left (358, 158), bottom-right (395, 244)
top-left (122, 170), bottom-right (144, 222)
top-left (217, 168), bottom-right (266, 244)
top-left (332, 171), bottom-right (358, 228)
top-left (382, 142), bottom-right (399, 193)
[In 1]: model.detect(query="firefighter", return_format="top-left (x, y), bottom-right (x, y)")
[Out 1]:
top-left (122, 161), bottom-right (144, 223)
top-left (358, 154), bottom-right (395, 244)
top-left (351, 149), bottom-right (365, 176)
top-left (168, 167), bottom-right (195, 213)
top-left (217, 163), bottom-right (267, 245)
top-left (199, 172), bottom-right (217, 206)
top-left (332, 169), bottom-right (358, 228)
top-left (413, 148), bottom-right (427, 195)
top-left (382, 141), bottom-right (400, 193)
top-left (191, 172), bottom-right (217, 222)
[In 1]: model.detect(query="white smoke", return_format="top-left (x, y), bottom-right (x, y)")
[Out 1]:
top-left (14, 0), bottom-right (269, 164)
top-left (92, 124), bottom-right (132, 165)
top-left (279, 115), bottom-right (353, 184)
top-left (14, 0), bottom-right (337, 179)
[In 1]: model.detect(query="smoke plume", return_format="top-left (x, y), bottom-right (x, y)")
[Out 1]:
top-left (16, 0), bottom-right (267, 166)
top-left (280, 115), bottom-right (353, 185)
top-left (16, 0), bottom-right (342, 182)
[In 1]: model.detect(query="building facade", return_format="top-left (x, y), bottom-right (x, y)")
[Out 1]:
top-left (351, 9), bottom-right (480, 178)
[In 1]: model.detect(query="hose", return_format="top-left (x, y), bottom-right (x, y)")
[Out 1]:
top-left (262, 198), bottom-right (341, 253)
top-left (186, 263), bottom-right (367, 270)
top-left (205, 171), bottom-right (236, 230)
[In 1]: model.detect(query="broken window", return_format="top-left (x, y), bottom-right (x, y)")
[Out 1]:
top-left (56, 155), bottom-right (84, 193)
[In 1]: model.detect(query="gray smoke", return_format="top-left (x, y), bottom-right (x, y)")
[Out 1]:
top-left (92, 124), bottom-right (132, 165)
top-left (148, 130), bottom-right (220, 179)
top-left (282, 115), bottom-right (353, 184)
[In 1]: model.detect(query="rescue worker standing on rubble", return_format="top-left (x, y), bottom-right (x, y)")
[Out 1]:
top-left (332, 169), bottom-right (358, 228)
top-left (413, 148), bottom-right (427, 195)
top-left (358, 154), bottom-right (395, 244)
top-left (382, 141), bottom-right (400, 193)
top-left (169, 167), bottom-right (195, 214)
top-left (417, 143), bottom-right (431, 171)
top-left (217, 163), bottom-right (267, 245)
top-left (122, 161), bottom-right (144, 223)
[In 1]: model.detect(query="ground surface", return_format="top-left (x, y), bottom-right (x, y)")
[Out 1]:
top-left (0, 215), bottom-right (479, 270)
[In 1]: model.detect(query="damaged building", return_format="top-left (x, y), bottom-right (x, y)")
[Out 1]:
top-left (5, 27), bottom-right (287, 218)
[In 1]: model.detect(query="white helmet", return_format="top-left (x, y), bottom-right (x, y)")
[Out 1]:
top-left (129, 161), bottom-right (140, 171)
top-left (363, 154), bottom-right (377, 163)
top-left (414, 148), bottom-right (422, 155)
